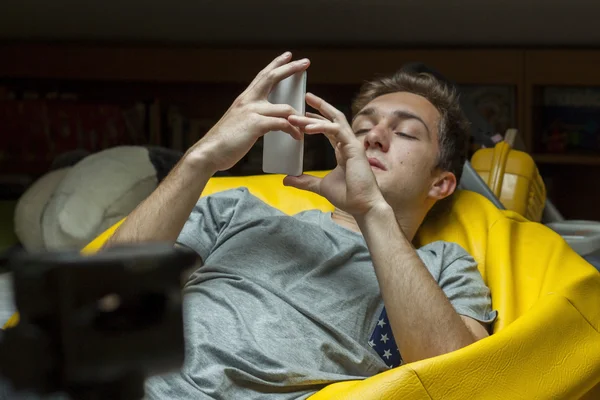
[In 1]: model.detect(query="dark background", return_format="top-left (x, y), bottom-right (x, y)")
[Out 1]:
top-left (1, 0), bottom-right (600, 221)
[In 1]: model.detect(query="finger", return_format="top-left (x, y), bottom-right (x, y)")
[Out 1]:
top-left (305, 93), bottom-right (348, 124)
top-left (334, 142), bottom-right (344, 166)
top-left (283, 174), bottom-right (322, 194)
top-left (287, 115), bottom-right (326, 128)
top-left (242, 52), bottom-right (293, 97)
top-left (305, 111), bottom-right (330, 121)
top-left (253, 102), bottom-right (299, 118)
top-left (262, 51), bottom-right (294, 74)
top-left (303, 121), bottom-right (344, 141)
top-left (305, 93), bottom-right (356, 145)
top-left (250, 58), bottom-right (310, 101)
top-left (301, 120), bottom-right (339, 150)
top-left (259, 116), bottom-right (303, 140)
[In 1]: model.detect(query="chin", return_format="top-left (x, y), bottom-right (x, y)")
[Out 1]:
top-left (372, 172), bottom-right (385, 187)
top-left (373, 175), bottom-right (394, 198)
top-left (376, 177), bottom-right (410, 206)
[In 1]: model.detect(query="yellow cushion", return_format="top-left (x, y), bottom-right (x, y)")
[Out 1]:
top-left (5, 171), bottom-right (600, 399)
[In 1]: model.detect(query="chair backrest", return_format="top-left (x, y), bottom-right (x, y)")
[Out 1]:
top-left (414, 189), bottom-right (599, 333)
top-left (471, 141), bottom-right (546, 222)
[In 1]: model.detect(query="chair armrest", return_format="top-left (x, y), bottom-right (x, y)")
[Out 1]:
top-left (546, 220), bottom-right (600, 256)
top-left (309, 293), bottom-right (600, 400)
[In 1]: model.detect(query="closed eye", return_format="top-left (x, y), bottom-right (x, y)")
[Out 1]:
top-left (354, 129), bottom-right (369, 136)
top-left (396, 132), bottom-right (418, 140)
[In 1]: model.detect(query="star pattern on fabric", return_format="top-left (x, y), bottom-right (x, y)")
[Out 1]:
top-left (368, 306), bottom-right (402, 368)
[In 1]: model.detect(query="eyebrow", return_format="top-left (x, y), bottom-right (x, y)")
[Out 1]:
top-left (353, 107), bottom-right (431, 138)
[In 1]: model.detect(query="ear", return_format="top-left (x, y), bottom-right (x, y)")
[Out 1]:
top-left (428, 171), bottom-right (457, 201)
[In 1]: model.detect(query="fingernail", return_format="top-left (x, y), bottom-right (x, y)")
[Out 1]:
top-left (282, 51), bottom-right (291, 58)
top-left (299, 58), bottom-right (309, 65)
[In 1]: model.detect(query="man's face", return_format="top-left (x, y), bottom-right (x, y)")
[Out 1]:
top-left (351, 91), bottom-right (453, 209)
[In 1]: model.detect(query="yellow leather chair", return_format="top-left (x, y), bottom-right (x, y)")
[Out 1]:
top-left (4, 172), bottom-right (600, 399)
top-left (470, 141), bottom-right (600, 261)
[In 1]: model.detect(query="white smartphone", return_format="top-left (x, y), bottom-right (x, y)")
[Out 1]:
top-left (262, 70), bottom-right (307, 176)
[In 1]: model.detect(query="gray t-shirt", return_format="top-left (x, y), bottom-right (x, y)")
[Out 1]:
top-left (144, 187), bottom-right (496, 400)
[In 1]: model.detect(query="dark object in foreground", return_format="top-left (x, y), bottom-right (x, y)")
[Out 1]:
top-left (0, 243), bottom-right (199, 400)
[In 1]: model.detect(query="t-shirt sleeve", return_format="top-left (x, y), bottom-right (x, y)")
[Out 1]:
top-left (175, 188), bottom-right (248, 262)
top-left (437, 243), bottom-right (498, 325)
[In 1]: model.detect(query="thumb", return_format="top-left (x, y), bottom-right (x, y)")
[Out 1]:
top-left (283, 174), bottom-right (322, 195)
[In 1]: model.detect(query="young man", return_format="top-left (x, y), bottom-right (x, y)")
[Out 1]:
top-left (105, 52), bottom-right (497, 399)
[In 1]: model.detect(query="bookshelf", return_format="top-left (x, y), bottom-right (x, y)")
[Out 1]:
top-left (533, 154), bottom-right (600, 166)
top-left (1, 44), bottom-right (599, 218)
top-left (524, 50), bottom-right (600, 164)
top-left (0, 44), bottom-right (525, 175)
top-left (522, 50), bottom-right (600, 219)
top-left (0, 44), bottom-right (524, 85)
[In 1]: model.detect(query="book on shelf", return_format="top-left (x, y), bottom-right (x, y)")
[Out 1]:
top-left (0, 99), bottom-right (148, 176)
top-left (540, 87), bottom-right (600, 155)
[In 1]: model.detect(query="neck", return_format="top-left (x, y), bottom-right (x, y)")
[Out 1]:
top-left (331, 206), bottom-right (423, 241)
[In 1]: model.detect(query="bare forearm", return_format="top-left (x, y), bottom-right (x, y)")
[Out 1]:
top-left (101, 53), bottom-right (309, 246)
top-left (356, 204), bottom-right (475, 363)
top-left (104, 151), bottom-right (214, 248)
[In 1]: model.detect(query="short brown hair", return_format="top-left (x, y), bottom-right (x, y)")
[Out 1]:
top-left (351, 70), bottom-right (470, 182)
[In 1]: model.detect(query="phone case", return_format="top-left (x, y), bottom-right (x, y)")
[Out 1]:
top-left (262, 71), bottom-right (306, 176)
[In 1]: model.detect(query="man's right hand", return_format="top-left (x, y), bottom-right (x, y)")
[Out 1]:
top-left (104, 52), bottom-right (309, 249)
top-left (188, 52), bottom-right (310, 174)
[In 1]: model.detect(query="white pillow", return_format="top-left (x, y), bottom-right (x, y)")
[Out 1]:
top-left (14, 168), bottom-right (69, 251)
top-left (42, 146), bottom-right (158, 251)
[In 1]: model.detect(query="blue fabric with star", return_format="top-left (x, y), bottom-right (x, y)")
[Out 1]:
top-left (368, 306), bottom-right (402, 368)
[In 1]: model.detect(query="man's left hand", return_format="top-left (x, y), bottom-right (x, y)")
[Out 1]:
top-left (284, 93), bottom-right (386, 217)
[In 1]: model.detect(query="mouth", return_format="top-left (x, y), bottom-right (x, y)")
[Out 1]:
top-left (367, 157), bottom-right (387, 171)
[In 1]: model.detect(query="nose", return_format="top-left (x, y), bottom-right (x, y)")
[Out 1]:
top-left (363, 123), bottom-right (390, 152)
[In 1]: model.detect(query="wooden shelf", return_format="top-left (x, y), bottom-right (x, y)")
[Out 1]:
top-left (533, 154), bottom-right (600, 166)
top-left (0, 44), bottom-right (524, 85)
top-left (0, 44), bottom-right (528, 138)
top-left (526, 50), bottom-right (600, 86)
top-left (2, 44), bottom-right (600, 218)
